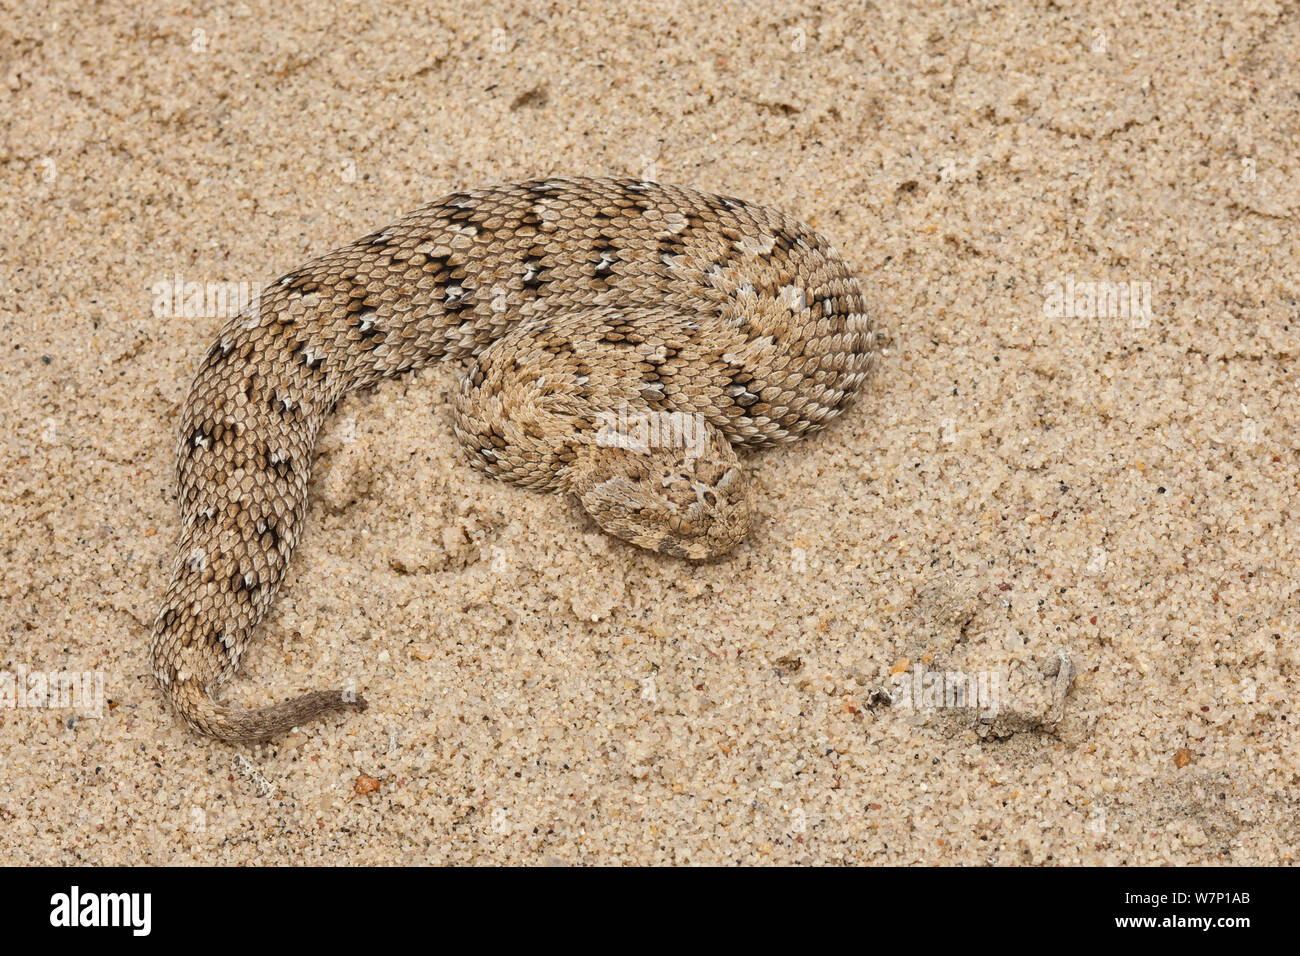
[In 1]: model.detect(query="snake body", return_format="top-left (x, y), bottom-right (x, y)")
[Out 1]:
top-left (151, 178), bottom-right (874, 741)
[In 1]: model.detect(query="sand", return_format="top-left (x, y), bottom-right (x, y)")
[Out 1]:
top-left (1, 0), bottom-right (1296, 865)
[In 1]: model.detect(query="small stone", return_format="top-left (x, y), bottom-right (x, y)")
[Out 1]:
top-left (1173, 747), bottom-right (1192, 769)
top-left (1174, 821), bottom-right (1208, 846)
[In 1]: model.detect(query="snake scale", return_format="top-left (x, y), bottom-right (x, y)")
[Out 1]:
top-left (150, 178), bottom-right (875, 741)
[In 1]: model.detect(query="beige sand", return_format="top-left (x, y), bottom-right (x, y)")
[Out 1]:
top-left (1, 0), bottom-right (1296, 865)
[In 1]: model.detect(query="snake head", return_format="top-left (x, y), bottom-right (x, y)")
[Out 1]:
top-left (570, 427), bottom-right (752, 560)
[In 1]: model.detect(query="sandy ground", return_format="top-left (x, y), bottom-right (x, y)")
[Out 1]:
top-left (1, 0), bottom-right (1297, 865)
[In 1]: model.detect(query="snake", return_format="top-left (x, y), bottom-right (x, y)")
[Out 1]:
top-left (150, 178), bottom-right (875, 741)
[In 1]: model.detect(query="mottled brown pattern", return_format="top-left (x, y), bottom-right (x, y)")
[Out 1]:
top-left (151, 178), bottom-right (875, 741)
